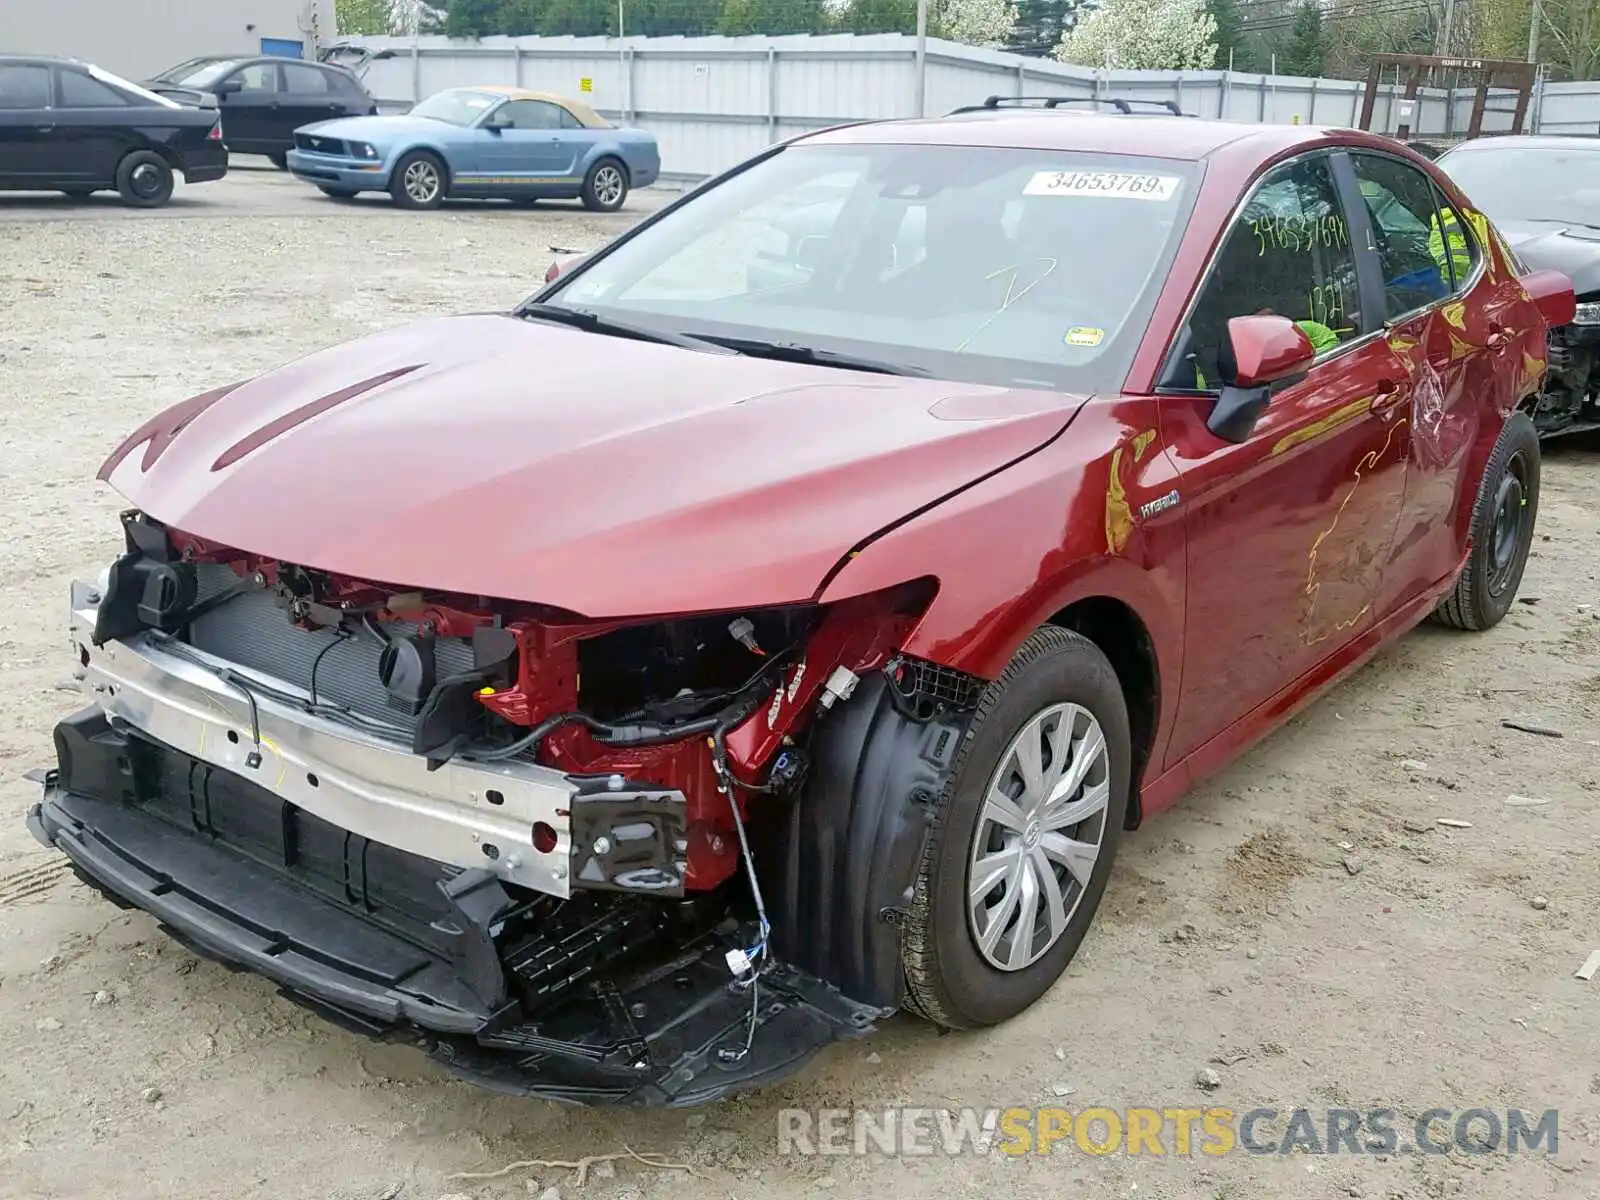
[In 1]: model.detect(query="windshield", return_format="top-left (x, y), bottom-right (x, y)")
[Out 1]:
top-left (1437, 145), bottom-right (1600, 223)
top-left (161, 59), bottom-right (243, 89)
top-left (410, 89), bottom-right (499, 126)
top-left (88, 63), bottom-right (180, 108)
top-left (541, 142), bottom-right (1200, 392)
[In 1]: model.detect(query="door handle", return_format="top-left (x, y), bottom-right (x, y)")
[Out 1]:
top-left (1371, 378), bottom-right (1405, 414)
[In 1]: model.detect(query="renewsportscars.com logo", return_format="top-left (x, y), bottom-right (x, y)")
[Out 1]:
top-left (776, 1106), bottom-right (1561, 1158)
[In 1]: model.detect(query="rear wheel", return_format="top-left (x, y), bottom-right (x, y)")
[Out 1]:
top-left (580, 158), bottom-right (628, 212)
top-left (900, 626), bottom-right (1131, 1029)
top-left (318, 186), bottom-right (357, 200)
top-left (267, 151), bottom-right (288, 170)
top-left (115, 151), bottom-right (174, 208)
top-left (1431, 410), bottom-right (1540, 630)
top-left (390, 151), bottom-right (446, 210)
top-left (60, 188), bottom-right (96, 199)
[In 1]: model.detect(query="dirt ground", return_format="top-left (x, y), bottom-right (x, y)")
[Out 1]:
top-left (1, 177), bottom-right (1597, 1200)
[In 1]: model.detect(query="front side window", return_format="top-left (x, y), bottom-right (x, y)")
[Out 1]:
top-left (1350, 152), bottom-right (1460, 318)
top-left (1164, 154), bottom-right (1361, 390)
top-left (545, 143), bottom-right (1201, 392)
top-left (498, 100), bottom-right (568, 130)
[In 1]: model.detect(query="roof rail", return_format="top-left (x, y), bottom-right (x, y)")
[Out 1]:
top-left (948, 95), bottom-right (1195, 117)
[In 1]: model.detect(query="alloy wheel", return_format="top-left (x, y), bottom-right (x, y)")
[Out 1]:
top-left (404, 161), bottom-right (441, 205)
top-left (967, 702), bottom-right (1111, 972)
top-left (593, 165), bottom-right (624, 207)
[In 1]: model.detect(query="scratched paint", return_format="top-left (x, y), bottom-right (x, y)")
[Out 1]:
top-left (1132, 429), bottom-right (1157, 461)
top-left (1441, 301), bottom-right (1467, 330)
top-left (1299, 418), bottom-right (1408, 646)
top-left (1270, 396), bottom-right (1371, 458)
top-left (1104, 427), bottom-right (1158, 553)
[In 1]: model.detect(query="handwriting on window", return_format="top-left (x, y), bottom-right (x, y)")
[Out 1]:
top-left (1249, 213), bottom-right (1349, 256)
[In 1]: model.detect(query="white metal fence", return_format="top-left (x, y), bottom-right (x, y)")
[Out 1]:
top-left (338, 33), bottom-right (1600, 181)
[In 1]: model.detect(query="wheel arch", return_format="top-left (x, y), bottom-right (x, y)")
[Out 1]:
top-left (1044, 596), bottom-right (1160, 830)
top-left (397, 143), bottom-right (452, 189)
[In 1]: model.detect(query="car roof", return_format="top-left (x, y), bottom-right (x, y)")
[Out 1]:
top-left (1442, 134), bottom-right (1600, 153)
top-left (453, 85), bottom-right (612, 128)
top-left (799, 109), bottom-right (1363, 163)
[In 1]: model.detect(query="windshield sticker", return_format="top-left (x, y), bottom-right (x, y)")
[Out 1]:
top-left (1023, 171), bottom-right (1180, 200)
top-left (1065, 326), bottom-right (1105, 347)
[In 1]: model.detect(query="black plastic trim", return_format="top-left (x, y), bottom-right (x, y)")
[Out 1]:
top-left (763, 671), bottom-right (966, 1010)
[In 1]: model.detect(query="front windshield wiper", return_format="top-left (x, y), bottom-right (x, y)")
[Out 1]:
top-left (695, 334), bottom-right (929, 377)
top-left (517, 303), bottom-right (734, 353)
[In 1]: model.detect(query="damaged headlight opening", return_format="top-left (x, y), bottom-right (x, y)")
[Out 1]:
top-left (34, 509), bottom-right (972, 1104)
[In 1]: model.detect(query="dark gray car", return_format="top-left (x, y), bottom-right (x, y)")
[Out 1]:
top-left (145, 55), bottom-right (378, 168)
top-left (1436, 134), bottom-right (1600, 438)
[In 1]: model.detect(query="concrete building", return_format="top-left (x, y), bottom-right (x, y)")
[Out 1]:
top-left (2, 0), bottom-right (338, 80)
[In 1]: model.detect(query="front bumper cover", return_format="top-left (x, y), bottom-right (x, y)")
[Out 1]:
top-left (28, 710), bottom-right (886, 1105)
top-left (30, 581), bottom-right (888, 1104)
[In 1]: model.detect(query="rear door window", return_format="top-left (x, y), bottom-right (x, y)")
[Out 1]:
top-left (282, 63), bottom-right (333, 94)
top-left (1349, 152), bottom-right (1467, 318)
top-left (56, 69), bottom-right (130, 107)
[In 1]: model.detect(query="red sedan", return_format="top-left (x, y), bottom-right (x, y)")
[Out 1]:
top-left (29, 99), bottom-right (1573, 1106)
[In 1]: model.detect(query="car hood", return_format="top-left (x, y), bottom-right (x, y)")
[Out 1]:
top-left (296, 114), bottom-right (445, 142)
top-left (1494, 218), bottom-right (1600, 296)
top-left (102, 313), bottom-right (1084, 617)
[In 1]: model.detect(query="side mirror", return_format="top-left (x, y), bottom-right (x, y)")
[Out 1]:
top-left (211, 78), bottom-right (243, 96)
top-left (1519, 267), bottom-right (1576, 329)
top-left (484, 111), bottom-right (512, 133)
top-left (1206, 314), bottom-right (1317, 443)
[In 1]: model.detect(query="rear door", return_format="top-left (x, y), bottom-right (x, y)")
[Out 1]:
top-left (279, 63), bottom-right (346, 135)
top-left (215, 61), bottom-right (281, 153)
top-left (0, 63), bottom-right (55, 184)
top-left (1158, 150), bottom-right (1413, 770)
top-left (50, 65), bottom-right (135, 184)
top-left (1347, 150), bottom-right (1533, 614)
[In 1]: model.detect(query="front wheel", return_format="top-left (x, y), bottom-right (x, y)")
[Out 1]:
top-left (1431, 410), bottom-right (1540, 631)
top-left (318, 186), bottom-right (357, 200)
top-left (900, 626), bottom-right (1131, 1029)
top-left (267, 151), bottom-right (288, 170)
top-left (390, 150), bottom-right (446, 210)
top-left (580, 158), bottom-right (628, 212)
top-left (115, 151), bottom-right (174, 208)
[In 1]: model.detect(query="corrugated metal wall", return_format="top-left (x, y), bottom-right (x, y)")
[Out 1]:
top-left (338, 33), bottom-right (1594, 180)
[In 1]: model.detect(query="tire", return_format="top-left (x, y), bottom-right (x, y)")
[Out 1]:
top-left (60, 188), bottom-right (96, 199)
top-left (900, 626), bottom-right (1132, 1029)
top-left (318, 187), bottom-right (357, 200)
top-left (115, 151), bottom-right (174, 208)
top-left (389, 150), bottom-right (446, 210)
top-left (1431, 410), bottom-right (1540, 631)
top-left (580, 157), bottom-right (628, 212)
top-left (267, 151), bottom-right (288, 170)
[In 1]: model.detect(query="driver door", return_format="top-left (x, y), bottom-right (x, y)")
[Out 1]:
top-left (1158, 150), bottom-right (1412, 771)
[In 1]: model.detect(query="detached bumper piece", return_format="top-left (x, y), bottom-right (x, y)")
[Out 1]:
top-left (28, 710), bottom-right (885, 1106)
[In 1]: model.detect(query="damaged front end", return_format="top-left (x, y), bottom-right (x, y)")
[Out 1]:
top-left (29, 511), bottom-right (983, 1105)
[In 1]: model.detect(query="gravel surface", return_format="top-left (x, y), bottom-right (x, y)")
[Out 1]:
top-left (2, 178), bottom-right (1598, 1200)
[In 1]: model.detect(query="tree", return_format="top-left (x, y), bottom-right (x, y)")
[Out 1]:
top-left (442, 0), bottom-right (505, 36)
top-left (1053, 0), bottom-right (1217, 67)
top-left (719, 0), bottom-right (832, 35)
top-left (1206, 0), bottom-right (1245, 67)
top-left (939, 0), bottom-right (1021, 44)
top-left (336, 0), bottom-right (398, 34)
top-left (1280, 0), bottom-right (1324, 75)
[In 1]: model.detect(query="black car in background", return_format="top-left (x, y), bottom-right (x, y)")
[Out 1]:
top-left (1436, 134), bottom-right (1600, 438)
top-left (145, 56), bottom-right (378, 168)
top-left (0, 56), bottom-right (227, 207)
